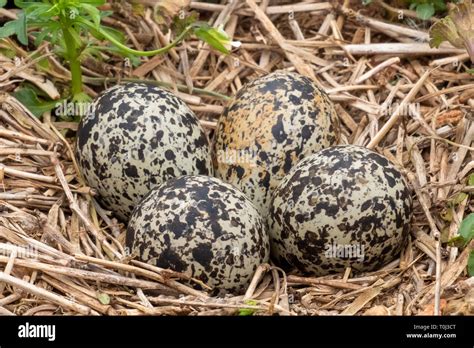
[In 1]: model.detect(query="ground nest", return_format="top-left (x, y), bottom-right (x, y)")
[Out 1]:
top-left (0, 0), bottom-right (473, 316)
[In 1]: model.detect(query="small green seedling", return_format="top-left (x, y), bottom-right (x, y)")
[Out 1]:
top-left (362, 0), bottom-right (447, 19)
top-left (408, 0), bottom-right (447, 20)
top-left (458, 213), bottom-right (474, 276)
top-left (0, 0), bottom-right (233, 105)
top-left (447, 173), bottom-right (474, 276)
top-left (238, 299), bottom-right (259, 316)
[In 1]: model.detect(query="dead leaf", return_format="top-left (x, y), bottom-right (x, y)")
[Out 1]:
top-left (341, 287), bottom-right (382, 315)
top-left (97, 292), bottom-right (111, 305)
top-left (444, 289), bottom-right (474, 315)
top-left (363, 305), bottom-right (391, 315)
top-left (435, 110), bottom-right (463, 127)
top-left (418, 299), bottom-right (447, 315)
top-left (155, 0), bottom-right (191, 25)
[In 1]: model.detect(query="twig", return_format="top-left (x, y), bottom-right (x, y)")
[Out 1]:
top-left (354, 57), bottom-right (400, 84)
top-left (287, 275), bottom-right (363, 290)
top-left (246, 0), bottom-right (317, 81)
top-left (344, 43), bottom-right (465, 56)
top-left (244, 264), bottom-right (271, 300)
top-left (367, 69), bottom-right (432, 149)
top-left (75, 253), bottom-right (209, 298)
top-left (51, 154), bottom-right (122, 259)
top-left (0, 163), bottom-right (56, 183)
top-left (0, 272), bottom-right (96, 315)
top-left (0, 255), bottom-right (175, 292)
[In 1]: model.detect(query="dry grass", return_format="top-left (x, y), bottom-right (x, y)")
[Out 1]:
top-left (0, 0), bottom-right (473, 316)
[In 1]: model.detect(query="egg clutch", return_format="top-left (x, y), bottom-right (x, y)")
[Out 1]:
top-left (76, 71), bottom-right (413, 295)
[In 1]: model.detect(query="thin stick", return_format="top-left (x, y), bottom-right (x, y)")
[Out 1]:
top-left (343, 43), bottom-right (465, 56)
top-left (51, 155), bottom-right (122, 259)
top-left (149, 297), bottom-right (265, 311)
top-left (354, 57), bottom-right (400, 84)
top-left (245, 0), bottom-right (317, 81)
top-left (287, 275), bottom-right (363, 290)
top-left (0, 272), bottom-right (95, 315)
top-left (0, 255), bottom-right (175, 292)
top-left (244, 264), bottom-right (271, 300)
top-left (0, 164), bottom-right (56, 183)
top-left (0, 128), bottom-right (50, 145)
top-left (75, 254), bottom-right (209, 298)
top-left (367, 69), bottom-right (432, 149)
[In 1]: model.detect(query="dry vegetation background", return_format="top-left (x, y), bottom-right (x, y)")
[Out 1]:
top-left (0, 0), bottom-right (473, 316)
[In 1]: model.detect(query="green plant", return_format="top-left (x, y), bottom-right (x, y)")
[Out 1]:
top-left (448, 174), bottom-right (474, 276)
top-left (238, 299), bottom-right (259, 316)
top-left (457, 213), bottom-right (474, 275)
top-left (408, 0), bottom-right (447, 20)
top-left (362, 0), bottom-right (447, 19)
top-left (0, 0), bottom-right (233, 104)
top-left (430, 0), bottom-right (474, 63)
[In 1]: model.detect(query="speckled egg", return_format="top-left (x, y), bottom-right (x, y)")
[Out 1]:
top-left (213, 70), bottom-right (338, 216)
top-left (126, 175), bottom-right (270, 294)
top-left (76, 83), bottom-right (213, 220)
top-left (269, 145), bottom-right (412, 275)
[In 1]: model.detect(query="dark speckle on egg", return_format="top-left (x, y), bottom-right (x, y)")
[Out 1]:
top-left (213, 70), bottom-right (339, 216)
top-left (126, 175), bottom-right (270, 295)
top-left (268, 145), bottom-right (413, 275)
top-left (76, 83), bottom-right (213, 220)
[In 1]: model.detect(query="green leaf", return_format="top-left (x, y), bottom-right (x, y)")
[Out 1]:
top-left (33, 26), bottom-right (53, 46)
top-left (469, 173), bottom-right (474, 186)
top-left (447, 235), bottom-right (466, 248)
top-left (14, 0), bottom-right (42, 9)
top-left (99, 25), bottom-right (126, 43)
top-left (29, 50), bottom-right (50, 70)
top-left (80, 45), bottom-right (103, 61)
top-left (14, 86), bottom-right (61, 118)
top-left (432, 0), bottom-right (446, 11)
top-left (71, 92), bottom-right (92, 104)
top-left (0, 47), bottom-right (17, 59)
top-left (97, 292), bottom-right (110, 305)
top-left (87, 24), bottom-right (126, 44)
top-left (0, 0), bottom-right (6, 8)
top-left (79, 3), bottom-right (102, 28)
top-left (193, 24), bottom-right (230, 54)
top-left (81, 0), bottom-right (106, 5)
top-left (65, 26), bottom-right (83, 49)
top-left (101, 45), bottom-right (141, 66)
top-left (238, 300), bottom-right (258, 316)
top-left (453, 192), bottom-right (469, 205)
top-left (468, 251), bottom-right (474, 277)
top-left (429, 16), bottom-right (464, 48)
top-left (25, 3), bottom-right (56, 19)
top-left (100, 10), bottom-right (113, 18)
top-left (0, 20), bottom-right (19, 40)
top-left (459, 213), bottom-right (474, 243)
top-left (440, 208), bottom-right (453, 222)
top-left (417, 3), bottom-right (435, 20)
top-left (0, 13), bottom-right (28, 45)
top-left (15, 12), bottom-right (28, 45)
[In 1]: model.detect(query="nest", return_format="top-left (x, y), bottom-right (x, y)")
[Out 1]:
top-left (0, 0), bottom-right (473, 316)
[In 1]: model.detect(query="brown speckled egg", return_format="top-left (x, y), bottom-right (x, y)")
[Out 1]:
top-left (76, 83), bottom-right (213, 220)
top-left (213, 70), bottom-right (338, 215)
top-left (126, 175), bottom-right (270, 295)
top-left (269, 145), bottom-right (412, 275)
